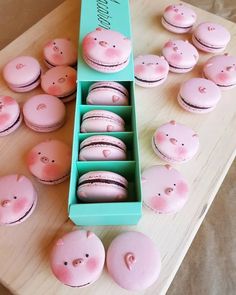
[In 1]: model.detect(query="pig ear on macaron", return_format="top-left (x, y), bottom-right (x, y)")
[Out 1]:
top-left (56, 239), bottom-right (64, 247)
top-left (87, 231), bottom-right (94, 238)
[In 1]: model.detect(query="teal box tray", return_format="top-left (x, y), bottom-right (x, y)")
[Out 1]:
top-left (68, 0), bottom-right (142, 225)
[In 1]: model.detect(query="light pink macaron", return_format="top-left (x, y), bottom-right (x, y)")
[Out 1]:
top-left (192, 22), bottom-right (230, 53)
top-left (162, 3), bottom-right (197, 34)
top-left (80, 110), bottom-right (125, 133)
top-left (77, 171), bottom-right (128, 202)
top-left (50, 230), bottom-right (105, 287)
top-left (79, 135), bottom-right (126, 161)
top-left (203, 54), bottom-right (236, 90)
top-left (82, 27), bottom-right (132, 73)
top-left (142, 165), bottom-right (189, 214)
top-left (106, 231), bottom-right (161, 291)
top-left (43, 38), bottom-right (77, 68)
top-left (0, 95), bottom-right (22, 136)
top-left (27, 139), bottom-right (71, 185)
top-left (0, 174), bottom-right (37, 226)
top-left (134, 54), bottom-right (169, 87)
top-left (162, 40), bottom-right (199, 73)
top-left (3, 56), bottom-right (41, 92)
top-left (41, 66), bottom-right (77, 103)
top-left (23, 94), bottom-right (66, 132)
top-left (86, 81), bottom-right (129, 105)
top-left (152, 120), bottom-right (200, 163)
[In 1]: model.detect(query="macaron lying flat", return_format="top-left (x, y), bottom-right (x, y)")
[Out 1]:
top-left (142, 165), bottom-right (189, 214)
top-left (203, 54), bottom-right (236, 90)
top-left (0, 96), bottom-right (22, 136)
top-left (77, 171), bottom-right (128, 202)
top-left (79, 135), bottom-right (126, 161)
top-left (82, 27), bottom-right (132, 73)
top-left (41, 66), bottom-right (77, 103)
top-left (192, 22), bottom-right (230, 53)
top-left (106, 231), bottom-right (161, 291)
top-left (43, 38), bottom-right (77, 68)
top-left (162, 3), bottom-right (197, 34)
top-left (152, 120), bottom-right (199, 163)
top-left (3, 56), bottom-right (41, 92)
top-left (134, 54), bottom-right (169, 87)
top-left (50, 230), bottom-right (105, 287)
top-left (86, 81), bottom-right (129, 105)
top-left (162, 40), bottom-right (199, 73)
top-left (177, 78), bottom-right (221, 113)
top-left (23, 94), bottom-right (66, 132)
top-left (0, 174), bottom-right (37, 226)
top-left (27, 139), bottom-right (71, 185)
top-left (81, 110), bottom-right (125, 133)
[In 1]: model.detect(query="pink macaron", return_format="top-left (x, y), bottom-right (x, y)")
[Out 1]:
top-left (77, 171), bottom-right (128, 202)
top-left (50, 230), bottom-right (105, 287)
top-left (86, 81), bottom-right (129, 105)
top-left (142, 165), bottom-right (189, 214)
top-left (80, 110), bottom-right (125, 133)
top-left (134, 54), bottom-right (169, 87)
top-left (152, 120), bottom-right (199, 163)
top-left (162, 40), bottom-right (199, 73)
top-left (79, 135), bottom-right (126, 161)
top-left (0, 174), bottom-right (37, 226)
top-left (82, 27), bottom-right (132, 73)
top-left (177, 78), bottom-right (221, 113)
top-left (23, 94), bottom-right (66, 132)
top-left (162, 3), bottom-right (197, 34)
top-left (106, 231), bottom-right (161, 291)
top-left (43, 38), bottom-right (77, 68)
top-left (3, 56), bottom-right (41, 92)
top-left (0, 95), bottom-right (22, 136)
top-left (192, 22), bottom-right (230, 53)
top-left (41, 66), bottom-right (77, 103)
top-left (27, 139), bottom-right (71, 185)
top-left (203, 54), bottom-right (236, 90)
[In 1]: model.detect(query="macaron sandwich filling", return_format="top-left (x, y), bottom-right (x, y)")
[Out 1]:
top-left (79, 178), bottom-right (127, 189)
top-left (162, 17), bottom-right (193, 30)
top-left (178, 95), bottom-right (212, 110)
top-left (80, 141), bottom-right (125, 152)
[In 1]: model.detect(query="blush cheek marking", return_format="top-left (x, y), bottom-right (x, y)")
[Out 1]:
top-left (151, 197), bottom-right (167, 212)
top-left (51, 53), bottom-right (64, 63)
top-left (155, 65), bottom-right (166, 74)
top-left (83, 37), bottom-right (96, 51)
top-left (3, 96), bottom-right (15, 105)
top-left (13, 198), bottom-right (28, 214)
top-left (86, 257), bottom-right (98, 272)
top-left (216, 72), bottom-right (230, 83)
top-left (155, 132), bottom-right (166, 144)
top-left (67, 75), bottom-right (76, 86)
top-left (54, 266), bottom-right (72, 284)
top-left (105, 48), bottom-right (122, 58)
top-left (174, 14), bottom-right (184, 22)
top-left (47, 85), bottom-right (62, 96)
top-left (27, 151), bottom-right (38, 166)
top-left (176, 181), bottom-right (189, 197)
top-left (135, 64), bottom-right (146, 74)
top-left (0, 113), bottom-right (10, 125)
top-left (170, 53), bottom-right (182, 64)
top-left (42, 164), bottom-right (61, 179)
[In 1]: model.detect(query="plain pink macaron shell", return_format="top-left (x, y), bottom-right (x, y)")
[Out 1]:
top-left (50, 230), bottom-right (105, 287)
top-left (106, 231), bottom-right (161, 291)
top-left (3, 56), bottom-right (41, 92)
top-left (81, 110), bottom-right (125, 133)
top-left (82, 27), bottom-right (131, 73)
top-left (162, 40), bottom-right (199, 73)
top-left (0, 174), bottom-right (37, 226)
top-left (86, 81), bottom-right (129, 105)
top-left (178, 78), bottom-right (221, 113)
top-left (77, 171), bottom-right (128, 202)
top-left (134, 54), bottom-right (169, 87)
top-left (43, 38), bottom-right (77, 68)
top-left (192, 22), bottom-right (230, 53)
top-left (142, 165), bottom-right (189, 214)
top-left (0, 95), bottom-right (22, 136)
top-left (152, 120), bottom-right (200, 163)
top-left (203, 55), bottom-right (236, 89)
top-left (27, 139), bottom-right (71, 185)
top-left (23, 94), bottom-right (66, 132)
top-left (162, 3), bottom-right (197, 33)
top-left (79, 135), bottom-right (127, 161)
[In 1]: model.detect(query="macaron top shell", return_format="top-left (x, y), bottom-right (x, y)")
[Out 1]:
top-left (0, 96), bottom-right (20, 131)
top-left (142, 165), bottom-right (189, 214)
top-left (3, 56), bottom-right (40, 87)
top-left (50, 230), bottom-right (105, 287)
top-left (43, 38), bottom-right (77, 67)
top-left (203, 55), bottom-right (236, 87)
top-left (0, 174), bottom-right (36, 225)
top-left (106, 231), bottom-right (161, 291)
top-left (134, 55), bottom-right (169, 81)
top-left (162, 40), bottom-right (199, 69)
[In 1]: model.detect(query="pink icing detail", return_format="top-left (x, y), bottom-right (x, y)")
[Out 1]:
top-left (0, 113), bottom-right (10, 124)
top-left (83, 37), bottom-right (96, 51)
top-left (1, 200), bottom-right (11, 207)
top-left (105, 48), bottom-right (122, 58)
top-left (198, 86), bottom-right (206, 93)
top-left (151, 196), bottom-right (167, 211)
top-left (67, 75), bottom-right (76, 86)
top-left (124, 252), bottom-right (136, 271)
top-left (156, 132), bottom-right (166, 143)
top-left (135, 64), bottom-right (146, 74)
top-left (107, 125), bottom-right (113, 132)
top-left (54, 265), bottom-right (72, 284)
top-left (170, 138), bottom-right (177, 145)
top-left (170, 53), bottom-right (182, 63)
top-left (176, 146), bottom-right (187, 158)
top-left (176, 181), bottom-right (188, 196)
top-left (73, 258), bottom-right (84, 267)
top-left (56, 239), bottom-right (64, 246)
top-left (155, 65), bottom-right (166, 74)
top-left (165, 187), bottom-right (174, 196)
top-left (27, 151), bottom-right (38, 166)
top-left (217, 72), bottom-right (230, 83)
top-left (170, 120), bottom-right (176, 125)
top-left (165, 164), bottom-right (172, 170)
top-left (42, 164), bottom-right (61, 179)
top-left (51, 53), bottom-right (64, 63)
top-left (86, 257), bottom-right (98, 272)
top-left (13, 197), bottom-right (28, 214)
top-left (112, 95), bottom-right (120, 103)
top-left (3, 96), bottom-right (16, 105)
top-left (103, 149), bottom-right (111, 158)
top-left (47, 85), bottom-right (62, 96)
top-left (174, 14), bottom-right (184, 22)
top-left (87, 231), bottom-right (94, 238)
top-left (164, 5), bottom-right (173, 12)
top-left (164, 41), bottom-right (173, 48)
top-left (45, 41), bottom-right (53, 48)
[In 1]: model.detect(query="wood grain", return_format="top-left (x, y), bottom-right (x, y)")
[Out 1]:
top-left (0, 0), bottom-right (236, 294)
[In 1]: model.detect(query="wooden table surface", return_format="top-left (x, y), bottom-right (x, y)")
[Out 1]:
top-left (0, 0), bottom-right (236, 294)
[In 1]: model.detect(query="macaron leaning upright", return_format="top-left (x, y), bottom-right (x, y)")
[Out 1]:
top-left (162, 3), bottom-right (197, 34)
top-left (82, 27), bottom-right (132, 73)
